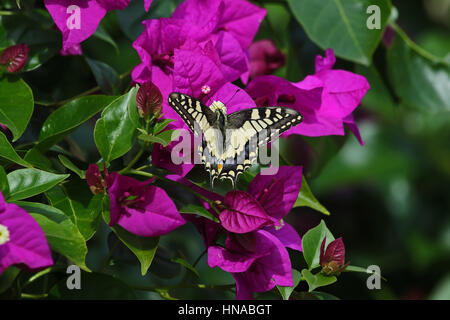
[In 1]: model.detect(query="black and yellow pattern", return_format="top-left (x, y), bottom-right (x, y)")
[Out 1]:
top-left (168, 92), bottom-right (303, 188)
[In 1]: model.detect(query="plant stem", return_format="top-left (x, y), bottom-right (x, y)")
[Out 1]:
top-left (99, 238), bottom-right (120, 272)
top-left (118, 147), bottom-right (146, 174)
top-left (22, 265), bottom-right (64, 289)
top-left (0, 10), bottom-right (16, 15)
top-left (192, 249), bottom-right (207, 268)
top-left (390, 22), bottom-right (448, 65)
top-left (21, 293), bottom-right (48, 299)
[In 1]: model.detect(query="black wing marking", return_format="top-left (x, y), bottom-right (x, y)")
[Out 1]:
top-left (168, 92), bottom-right (216, 135)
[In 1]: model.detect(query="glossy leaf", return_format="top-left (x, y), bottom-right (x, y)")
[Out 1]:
top-left (294, 176), bottom-right (330, 215)
top-left (16, 201), bottom-right (89, 271)
top-left (58, 155), bottom-right (86, 179)
top-left (6, 168), bottom-right (69, 201)
top-left (287, 0), bottom-right (391, 65)
top-left (23, 148), bottom-right (53, 171)
top-left (38, 95), bottom-right (116, 150)
top-left (0, 165), bottom-right (9, 197)
top-left (387, 35), bottom-right (450, 112)
top-left (0, 75), bottom-right (34, 141)
top-left (154, 119), bottom-right (175, 135)
top-left (302, 220), bottom-right (335, 269)
top-left (86, 57), bottom-right (121, 95)
top-left (46, 185), bottom-right (102, 241)
top-left (0, 131), bottom-right (30, 167)
top-left (94, 88), bottom-right (138, 163)
top-left (277, 269), bottom-right (302, 300)
top-left (111, 225), bottom-right (159, 276)
top-left (179, 204), bottom-right (219, 223)
top-left (301, 269), bottom-right (337, 292)
top-left (172, 257), bottom-right (200, 278)
top-left (92, 25), bottom-right (119, 53)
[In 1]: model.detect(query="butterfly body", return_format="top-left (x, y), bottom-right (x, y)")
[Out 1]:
top-left (168, 92), bottom-right (303, 188)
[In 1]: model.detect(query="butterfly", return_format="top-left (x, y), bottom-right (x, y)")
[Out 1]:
top-left (168, 92), bottom-right (303, 188)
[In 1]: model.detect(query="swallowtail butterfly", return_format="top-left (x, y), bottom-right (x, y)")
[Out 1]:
top-left (168, 92), bottom-right (303, 188)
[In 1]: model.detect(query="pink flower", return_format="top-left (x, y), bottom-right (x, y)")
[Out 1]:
top-left (208, 229), bottom-right (294, 299)
top-left (132, 0), bottom-right (266, 124)
top-left (219, 166), bottom-right (303, 236)
top-left (107, 172), bottom-right (185, 237)
top-left (0, 192), bottom-right (53, 275)
top-left (44, 0), bottom-right (152, 53)
top-left (249, 39), bottom-right (285, 79)
top-left (246, 49), bottom-right (370, 144)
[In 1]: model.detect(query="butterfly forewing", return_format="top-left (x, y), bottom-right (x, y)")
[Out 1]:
top-left (168, 92), bottom-right (216, 135)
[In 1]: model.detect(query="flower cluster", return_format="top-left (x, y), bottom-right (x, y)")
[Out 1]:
top-left (86, 165), bottom-right (185, 237)
top-left (190, 166), bottom-right (303, 299)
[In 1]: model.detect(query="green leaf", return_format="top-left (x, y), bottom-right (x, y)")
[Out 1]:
top-left (355, 64), bottom-right (396, 117)
top-left (311, 291), bottom-right (340, 300)
top-left (287, 0), bottom-right (391, 65)
top-left (277, 269), bottom-right (302, 300)
top-left (0, 75), bottom-right (34, 141)
top-left (45, 185), bottom-right (102, 241)
top-left (430, 274), bottom-right (450, 300)
top-left (85, 57), bottom-right (121, 95)
top-left (0, 131), bottom-right (30, 167)
top-left (16, 201), bottom-right (89, 271)
top-left (58, 155), bottom-right (86, 179)
top-left (92, 25), bottom-right (119, 53)
top-left (0, 165), bottom-right (9, 199)
top-left (111, 225), bottom-right (159, 276)
top-left (49, 272), bottom-right (136, 299)
top-left (302, 220), bottom-right (335, 269)
top-left (294, 176), bottom-right (330, 215)
top-left (179, 204), bottom-right (219, 223)
top-left (6, 168), bottom-right (69, 201)
top-left (154, 119), bottom-right (175, 134)
top-left (23, 148), bottom-right (53, 171)
top-left (171, 257), bottom-right (200, 278)
top-left (387, 34), bottom-right (450, 112)
top-left (138, 129), bottom-right (180, 147)
top-left (94, 88), bottom-right (138, 163)
top-left (301, 269), bottom-right (337, 292)
top-left (38, 95), bottom-right (117, 150)
top-left (0, 267), bottom-right (20, 294)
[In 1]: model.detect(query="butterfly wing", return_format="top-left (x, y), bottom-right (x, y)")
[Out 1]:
top-left (216, 107), bottom-right (303, 185)
top-left (168, 92), bottom-right (216, 135)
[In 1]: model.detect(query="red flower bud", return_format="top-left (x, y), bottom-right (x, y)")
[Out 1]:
top-left (0, 43), bottom-right (29, 73)
top-left (86, 163), bottom-right (111, 195)
top-left (320, 237), bottom-right (349, 275)
top-left (136, 82), bottom-right (163, 118)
